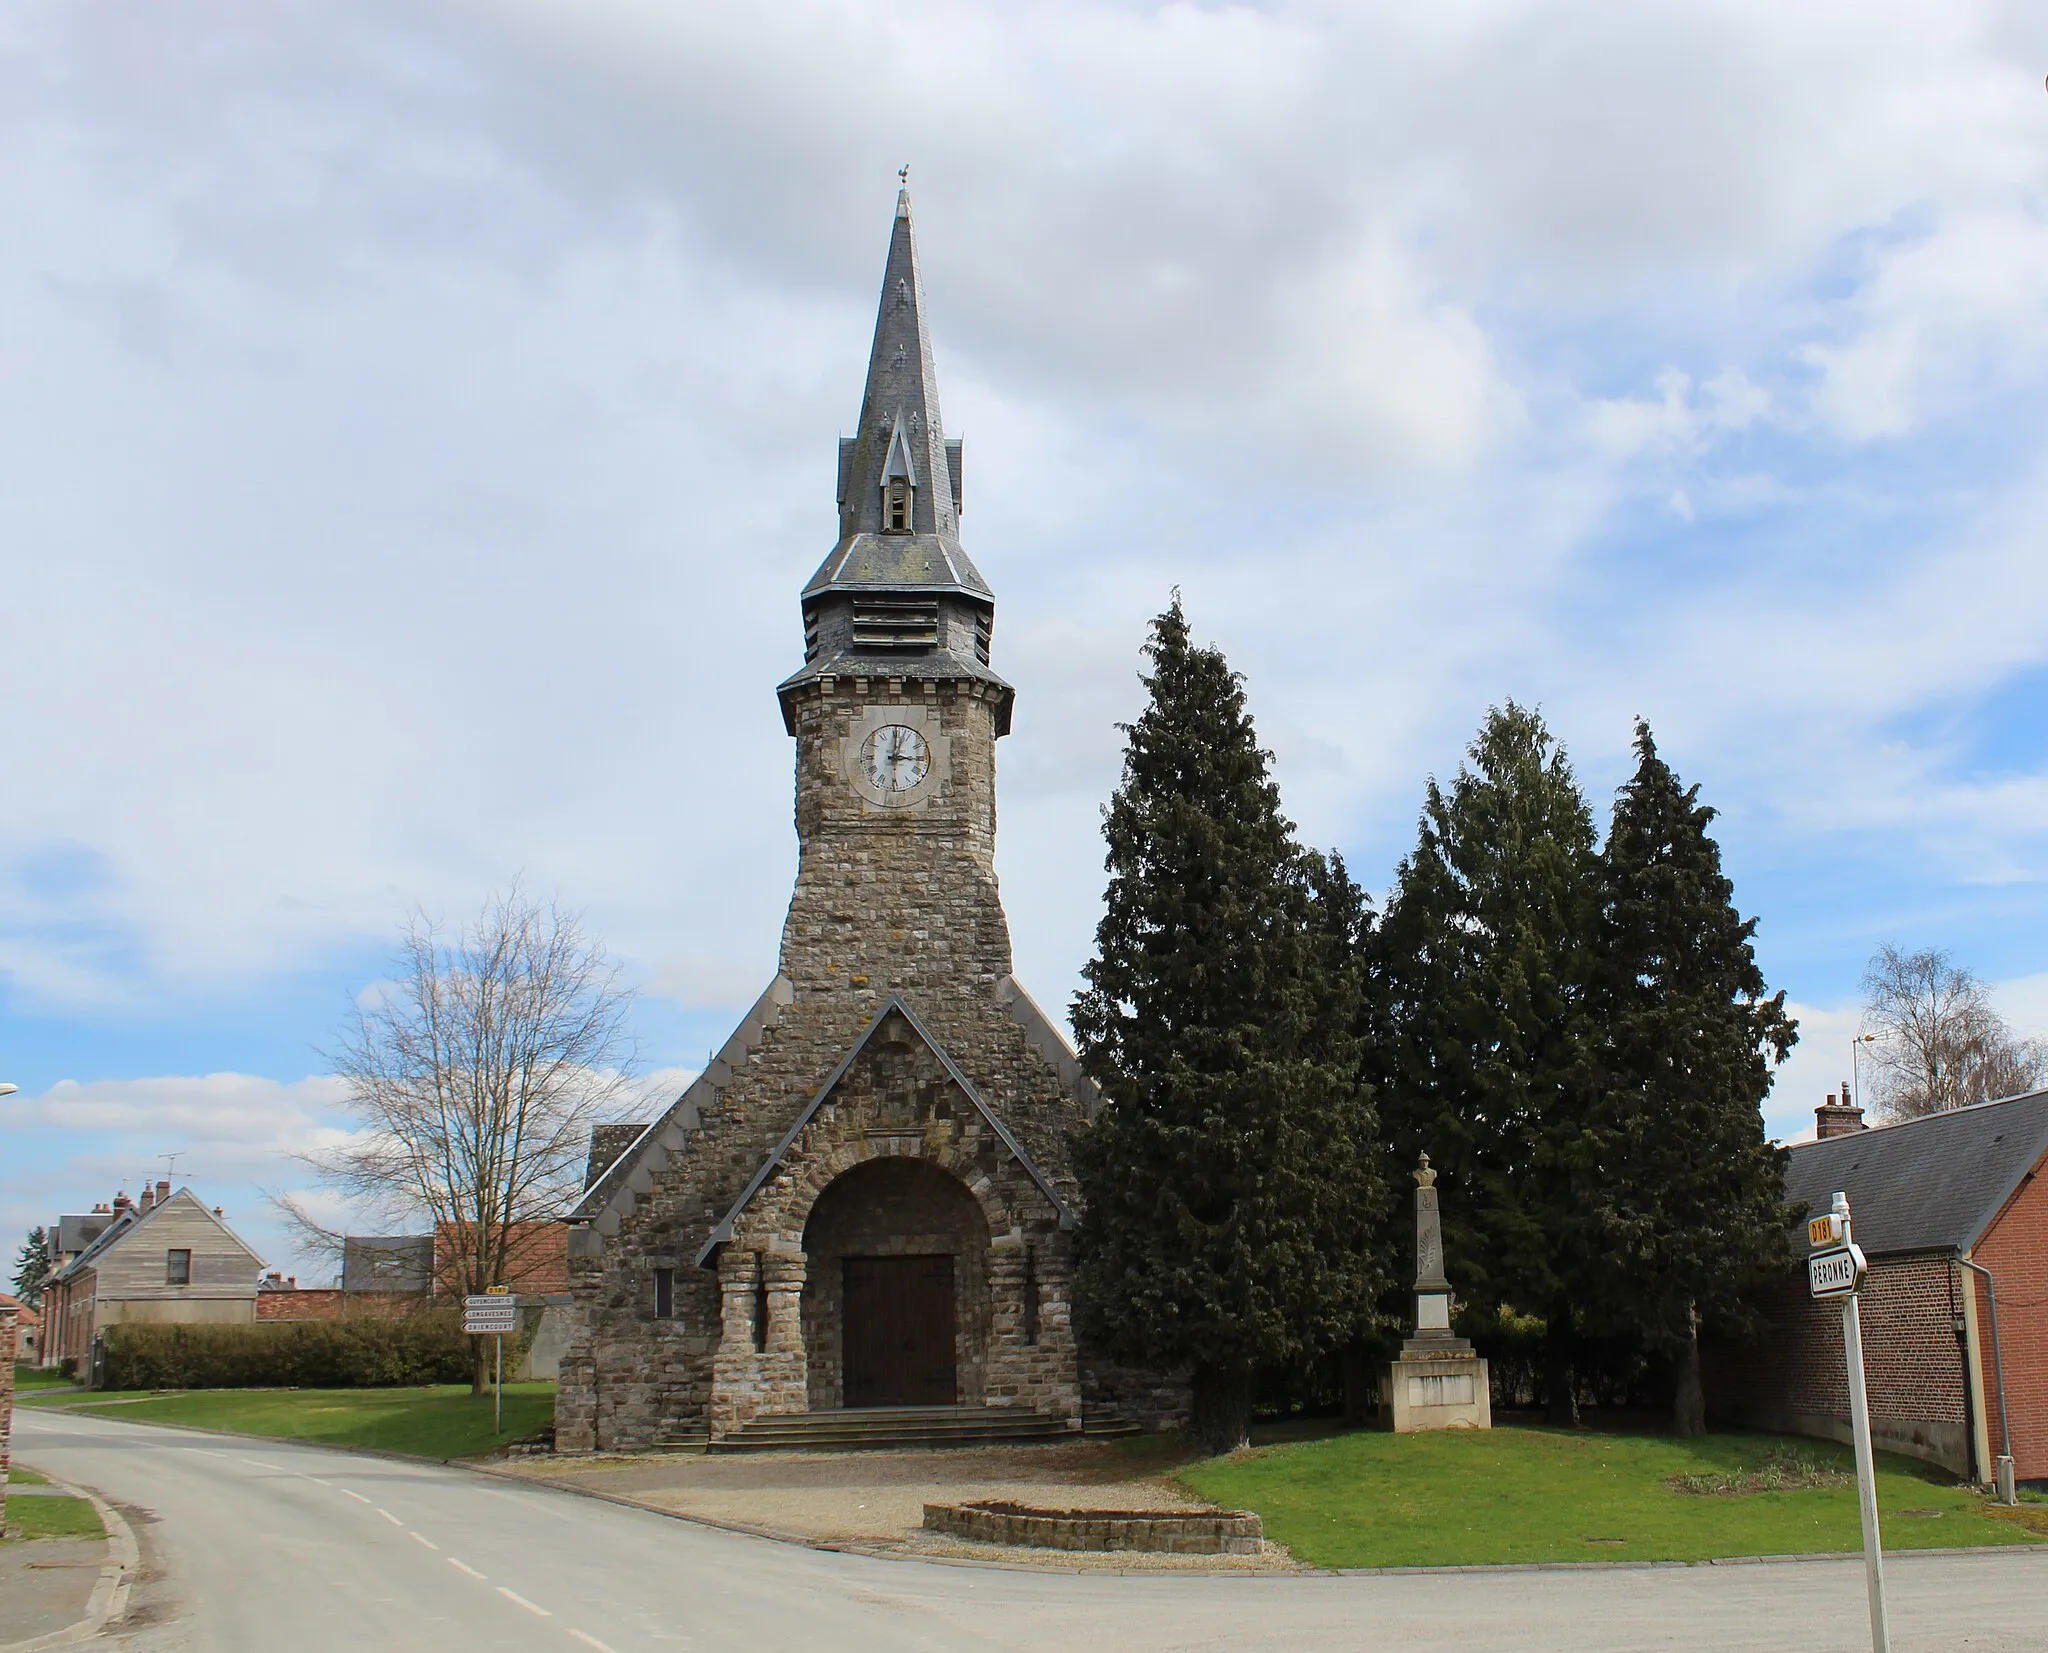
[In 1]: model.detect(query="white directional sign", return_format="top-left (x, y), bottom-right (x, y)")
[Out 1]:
top-left (463, 1293), bottom-right (519, 1334)
top-left (1809, 1242), bottom-right (1867, 1299)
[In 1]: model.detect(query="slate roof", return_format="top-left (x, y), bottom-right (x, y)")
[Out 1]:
top-left (54, 1213), bottom-right (114, 1257)
top-left (340, 1235), bottom-right (432, 1293)
top-left (1784, 1087), bottom-right (2048, 1256)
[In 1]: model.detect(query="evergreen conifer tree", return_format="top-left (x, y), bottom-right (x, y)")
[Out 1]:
top-left (1378, 703), bottom-right (1600, 1422)
top-left (13, 1226), bottom-right (51, 1307)
top-left (1072, 599), bottom-right (1388, 1455)
top-left (1589, 721), bottom-right (1796, 1434)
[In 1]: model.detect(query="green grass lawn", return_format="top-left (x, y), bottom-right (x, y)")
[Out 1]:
top-left (36, 1383), bottom-right (555, 1460)
top-left (12, 1363), bottom-right (75, 1390)
top-left (6, 1466), bottom-right (51, 1486)
top-left (1181, 1425), bottom-right (2045, 1568)
top-left (2, 1492), bottom-right (104, 1542)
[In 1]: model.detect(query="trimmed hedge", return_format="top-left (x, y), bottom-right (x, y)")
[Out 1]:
top-left (101, 1315), bottom-right (472, 1390)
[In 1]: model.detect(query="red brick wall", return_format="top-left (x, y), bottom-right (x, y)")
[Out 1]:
top-left (1707, 1250), bottom-right (1971, 1475)
top-left (433, 1220), bottom-right (569, 1296)
top-left (44, 1270), bottom-right (98, 1370)
top-left (1, 1307), bottom-right (16, 1536)
top-left (255, 1289), bottom-right (417, 1322)
top-left (1971, 1159), bottom-right (2047, 1482)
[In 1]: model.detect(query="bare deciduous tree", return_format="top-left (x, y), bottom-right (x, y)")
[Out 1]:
top-left (1861, 944), bottom-right (2048, 1120)
top-left (282, 886), bottom-right (639, 1390)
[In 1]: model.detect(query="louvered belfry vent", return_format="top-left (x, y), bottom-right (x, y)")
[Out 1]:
top-left (852, 595), bottom-right (939, 652)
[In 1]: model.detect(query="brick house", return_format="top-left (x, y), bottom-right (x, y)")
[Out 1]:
top-left (40, 1183), bottom-right (265, 1372)
top-left (0, 1294), bottom-right (39, 1365)
top-left (1710, 1087), bottom-right (2048, 1487)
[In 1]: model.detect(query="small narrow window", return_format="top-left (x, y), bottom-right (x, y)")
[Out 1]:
top-left (653, 1267), bottom-right (675, 1320)
top-left (166, 1249), bottom-right (192, 1286)
top-left (884, 482), bottom-right (912, 533)
top-left (1022, 1245), bottom-right (1040, 1346)
top-left (973, 609), bottom-right (993, 665)
top-left (751, 1253), bottom-right (770, 1351)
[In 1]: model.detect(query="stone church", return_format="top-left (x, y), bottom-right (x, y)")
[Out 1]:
top-left (556, 190), bottom-right (1128, 1452)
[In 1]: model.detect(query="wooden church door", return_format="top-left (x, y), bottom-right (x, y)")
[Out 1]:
top-left (841, 1255), bottom-right (957, 1407)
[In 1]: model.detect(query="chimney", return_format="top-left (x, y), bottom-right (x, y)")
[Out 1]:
top-left (138, 1185), bottom-right (155, 1213)
top-left (92, 1202), bottom-right (110, 1215)
top-left (1816, 1087), bottom-right (1867, 1140)
top-left (111, 1190), bottom-right (132, 1213)
top-left (157, 1179), bottom-right (172, 1205)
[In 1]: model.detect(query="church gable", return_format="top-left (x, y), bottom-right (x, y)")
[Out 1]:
top-left (697, 996), bottom-right (1072, 1266)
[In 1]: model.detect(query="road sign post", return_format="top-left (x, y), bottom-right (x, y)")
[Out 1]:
top-left (463, 1291), bottom-right (519, 1435)
top-left (1811, 1192), bottom-right (1888, 1653)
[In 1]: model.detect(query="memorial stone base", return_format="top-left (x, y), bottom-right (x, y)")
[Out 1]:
top-left (1383, 1350), bottom-right (1492, 1434)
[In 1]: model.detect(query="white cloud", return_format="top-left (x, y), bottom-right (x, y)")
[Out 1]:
top-left (0, 0), bottom-right (2045, 1072)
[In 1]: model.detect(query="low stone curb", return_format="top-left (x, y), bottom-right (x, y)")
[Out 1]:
top-left (0, 1473), bottom-right (139, 1653)
top-left (923, 1499), bottom-right (1262, 1555)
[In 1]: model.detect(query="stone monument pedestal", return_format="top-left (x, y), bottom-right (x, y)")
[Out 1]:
top-left (1383, 1345), bottom-right (1492, 1433)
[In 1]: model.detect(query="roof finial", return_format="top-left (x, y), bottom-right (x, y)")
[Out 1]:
top-left (898, 163), bottom-right (909, 185)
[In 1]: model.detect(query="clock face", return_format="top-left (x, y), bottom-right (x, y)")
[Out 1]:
top-left (861, 723), bottom-right (931, 793)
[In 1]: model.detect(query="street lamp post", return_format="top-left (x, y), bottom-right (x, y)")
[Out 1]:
top-left (1850, 1034), bottom-right (1876, 1111)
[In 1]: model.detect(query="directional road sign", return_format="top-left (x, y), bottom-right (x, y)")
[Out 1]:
top-left (463, 1293), bottom-right (519, 1334)
top-left (1808, 1242), bottom-right (1867, 1300)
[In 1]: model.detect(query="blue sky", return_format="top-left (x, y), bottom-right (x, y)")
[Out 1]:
top-left (6, 0), bottom-right (2048, 1277)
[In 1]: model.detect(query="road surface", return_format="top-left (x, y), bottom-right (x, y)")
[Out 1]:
top-left (14, 1407), bottom-right (2045, 1653)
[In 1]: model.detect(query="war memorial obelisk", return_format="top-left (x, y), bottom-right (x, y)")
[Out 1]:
top-left (1383, 1153), bottom-right (1492, 1432)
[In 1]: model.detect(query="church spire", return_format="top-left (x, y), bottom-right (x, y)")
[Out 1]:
top-left (784, 187), bottom-right (1009, 737)
top-left (806, 188), bottom-right (989, 603)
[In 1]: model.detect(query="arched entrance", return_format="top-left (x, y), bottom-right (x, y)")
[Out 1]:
top-left (801, 1157), bottom-right (991, 1409)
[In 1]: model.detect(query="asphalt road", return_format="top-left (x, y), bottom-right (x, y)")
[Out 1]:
top-left (14, 1407), bottom-right (2046, 1653)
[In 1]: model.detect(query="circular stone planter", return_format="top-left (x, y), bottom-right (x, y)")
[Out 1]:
top-left (922, 1500), bottom-right (1263, 1556)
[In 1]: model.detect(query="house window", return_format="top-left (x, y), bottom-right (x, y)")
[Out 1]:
top-left (752, 1253), bottom-right (770, 1352)
top-left (166, 1249), bottom-right (192, 1286)
top-left (653, 1267), bottom-right (675, 1320)
top-left (884, 481), bottom-right (912, 533)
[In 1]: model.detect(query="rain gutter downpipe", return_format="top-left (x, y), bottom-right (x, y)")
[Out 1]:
top-left (1956, 1254), bottom-right (2016, 1505)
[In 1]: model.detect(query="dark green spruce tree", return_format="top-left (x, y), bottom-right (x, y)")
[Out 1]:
top-left (1072, 599), bottom-right (1389, 1455)
top-left (13, 1225), bottom-right (51, 1306)
top-left (1378, 703), bottom-right (1601, 1423)
top-left (1588, 720), bottom-right (1797, 1434)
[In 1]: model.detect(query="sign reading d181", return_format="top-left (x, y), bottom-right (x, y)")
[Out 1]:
top-left (1808, 1243), bottom-right (1867, 1299)
top-left (1808, 1213), bottom-right (1843, 1247)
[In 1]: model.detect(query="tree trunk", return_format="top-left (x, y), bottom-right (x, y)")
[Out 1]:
top-left (1188, 1363), bottom-right (1253, 1457)
top-left (1672, 1306), bottom-right (1706, 1438)
top-left (1340, 1343), bottom-right (1375, 1428)
top-left (1543, 1324), bottom-right (1579, 1427)
top-left (471, 1334), bottom-right (491, 1397)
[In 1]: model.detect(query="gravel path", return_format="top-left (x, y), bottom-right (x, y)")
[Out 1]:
top-left (497, 1440), bottom-right (1297, 1566)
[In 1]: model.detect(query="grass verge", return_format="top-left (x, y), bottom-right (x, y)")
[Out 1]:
top-left (13, 1363), bottom-right (74, 1390)
top-left (1180, 1425), bottom-right (2044, 1568)
top-left (2, 1494), bottom-right (104, 1543)
top-left (6, 1466), bottom-right (51, 1486)
top-left (34, 1382), bottom-right (555, 1460)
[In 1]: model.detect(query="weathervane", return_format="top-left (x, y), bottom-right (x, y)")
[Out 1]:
top-left (898, 163), bottom-right (910, 185)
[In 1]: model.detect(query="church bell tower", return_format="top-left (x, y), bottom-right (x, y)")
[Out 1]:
top-left (774, 187), bottom-right (1017, 1006)
top-left (557, 189), bottom-right (1116, 1454)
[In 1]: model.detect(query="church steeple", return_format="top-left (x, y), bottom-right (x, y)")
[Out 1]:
top-left (784, 188), bottom-right (1009, 736)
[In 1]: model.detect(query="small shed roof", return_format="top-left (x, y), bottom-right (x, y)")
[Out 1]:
top-left (1784, 1087), bottom-right (2048, 1256)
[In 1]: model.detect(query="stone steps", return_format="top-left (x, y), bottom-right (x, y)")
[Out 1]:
top-left (711, 1405), bottom-right (1084, 1452)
